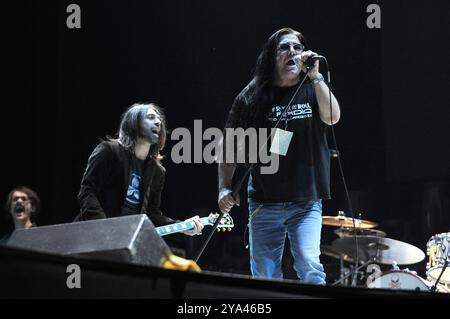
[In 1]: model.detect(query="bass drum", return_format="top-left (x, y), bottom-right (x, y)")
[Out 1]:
top-left (367, 270), bottom-right (430, 291)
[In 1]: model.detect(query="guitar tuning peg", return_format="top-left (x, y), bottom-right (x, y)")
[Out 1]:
top-left (227, 227), bottom-right (231, 232)
top-left (217, 228), bottom-right (221, 232)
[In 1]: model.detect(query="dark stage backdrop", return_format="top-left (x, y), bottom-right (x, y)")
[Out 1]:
top-left (3, 0), bottom-right (449, 276)
top-left (382, 1), bottom-right (450, 182)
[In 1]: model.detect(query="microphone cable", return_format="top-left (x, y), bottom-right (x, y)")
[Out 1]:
top-left (319, 57), bottom-right (361, 286)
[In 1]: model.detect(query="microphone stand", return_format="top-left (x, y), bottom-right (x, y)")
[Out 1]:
top-left (194, 68), bottom-right (313, 263)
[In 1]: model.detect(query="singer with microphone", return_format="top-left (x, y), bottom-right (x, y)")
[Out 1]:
top-left (75, 103), bottom-right (203, 236)
top-left (218, 28), bottom-right (340, 285)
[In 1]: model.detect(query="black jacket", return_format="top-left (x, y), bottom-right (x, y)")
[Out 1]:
top-left (76, 141), bottom-right (175, 226)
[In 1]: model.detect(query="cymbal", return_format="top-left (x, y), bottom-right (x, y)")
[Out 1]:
top-left (334, 228), bottom-right (386, 238)
top-left (322, 215), bottom-right (378, 229)
top-left (332, 236), bottom-right (425, 265)
top-left (321, 245), bottom-right (354, 263)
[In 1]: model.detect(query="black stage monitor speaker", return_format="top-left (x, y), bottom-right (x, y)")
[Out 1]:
top-left (4, 214), bottom-right (171, 267)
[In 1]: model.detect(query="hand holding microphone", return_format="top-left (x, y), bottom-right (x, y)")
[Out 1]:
top-left (293, 51), bottom-right (325, 77)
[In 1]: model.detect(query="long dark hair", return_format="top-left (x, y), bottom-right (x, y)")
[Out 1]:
top-left (4, 186), bottom-right (40, 222)
top-left (226, 28), bottom-right (307, 129)
top-left (113, 103), bottom-right (167, 161)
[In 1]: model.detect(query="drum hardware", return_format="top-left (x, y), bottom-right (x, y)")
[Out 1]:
top-left (323, 211), bottom-right (381, 281)
top-left (322, 211), bottom-right (378, 229)
top-left (329, 235), bottom-right (426, 288)
top-left (321, 245), bottom-right (353, 262)
top-left (323, 212), bottom-right (386, 286)
top-left (333, 257), bottom-right (402, 287)
top-left (366, 269), bottom-right (431, 291)
top-left (435, 283), bottom-right (450, 293)
top-left (332, 236), bottom-right (425, 265)
top-left (426, 232), bottom-right (450, 285)
top-left (331, 257), bottom-right (376, 287)
top-left (322, 212), bottom-right (436, 290)
top-left (430, 258), bottom-right (449, 292)
top-left (334, 227), bottom-right (386, 238)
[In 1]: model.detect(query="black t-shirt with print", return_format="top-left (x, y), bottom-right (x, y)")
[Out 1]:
top-left (121, 156), bottom-right (144, 216)
top-left (248, 82), bottom-right (331, 203)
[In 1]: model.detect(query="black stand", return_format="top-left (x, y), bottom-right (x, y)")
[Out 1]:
top-left (332, 257), bottom-right (375, 287)
top-left (194, 69), bottom-right (312, 262)
top-left (430, 258), bottom-right (449, 292)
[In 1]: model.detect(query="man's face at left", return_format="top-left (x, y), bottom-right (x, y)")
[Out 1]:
top-left (141, 107), bottom-right (162, 144)
top-left (10, 191), bottom-right (33, 222)
top-left (274, 34), bottom-right (304, 85)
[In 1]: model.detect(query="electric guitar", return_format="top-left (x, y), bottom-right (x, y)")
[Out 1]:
top-left (156, 213), bottom-right (234, 236)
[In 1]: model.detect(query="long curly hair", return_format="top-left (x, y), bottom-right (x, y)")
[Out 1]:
top-left (226, 28), bottom-right (307, 129)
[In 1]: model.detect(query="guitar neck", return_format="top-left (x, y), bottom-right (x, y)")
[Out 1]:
top-left (156, 217), bottom-right (209, 237)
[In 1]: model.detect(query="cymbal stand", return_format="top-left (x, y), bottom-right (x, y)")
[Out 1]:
top-left (332, 257), bottom-right (377, 287)
top-left (335, 214), bottom-right (362, 286)
top-left (338, 254), bottom-right (350, 286)
top-left (430, 257), bottom-right (449, 292)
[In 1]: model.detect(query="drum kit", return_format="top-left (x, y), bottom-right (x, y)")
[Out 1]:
top-left (321, 211), bottom-right (450, 293)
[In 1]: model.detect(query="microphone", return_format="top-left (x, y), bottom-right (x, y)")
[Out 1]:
top-left (293, 54), bottom-right (325, 69)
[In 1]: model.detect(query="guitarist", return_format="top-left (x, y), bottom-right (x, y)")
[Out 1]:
top-left (76, 103), bottom-right (203, 236)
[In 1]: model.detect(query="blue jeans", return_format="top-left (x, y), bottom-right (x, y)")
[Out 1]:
top-left (248, 199), bottom-right (326, 285)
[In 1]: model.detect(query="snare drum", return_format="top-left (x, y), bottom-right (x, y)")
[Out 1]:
top-left (367, 270), bottom-right (430, 291)
top-left (426, 232), bottom-right (450, 283)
